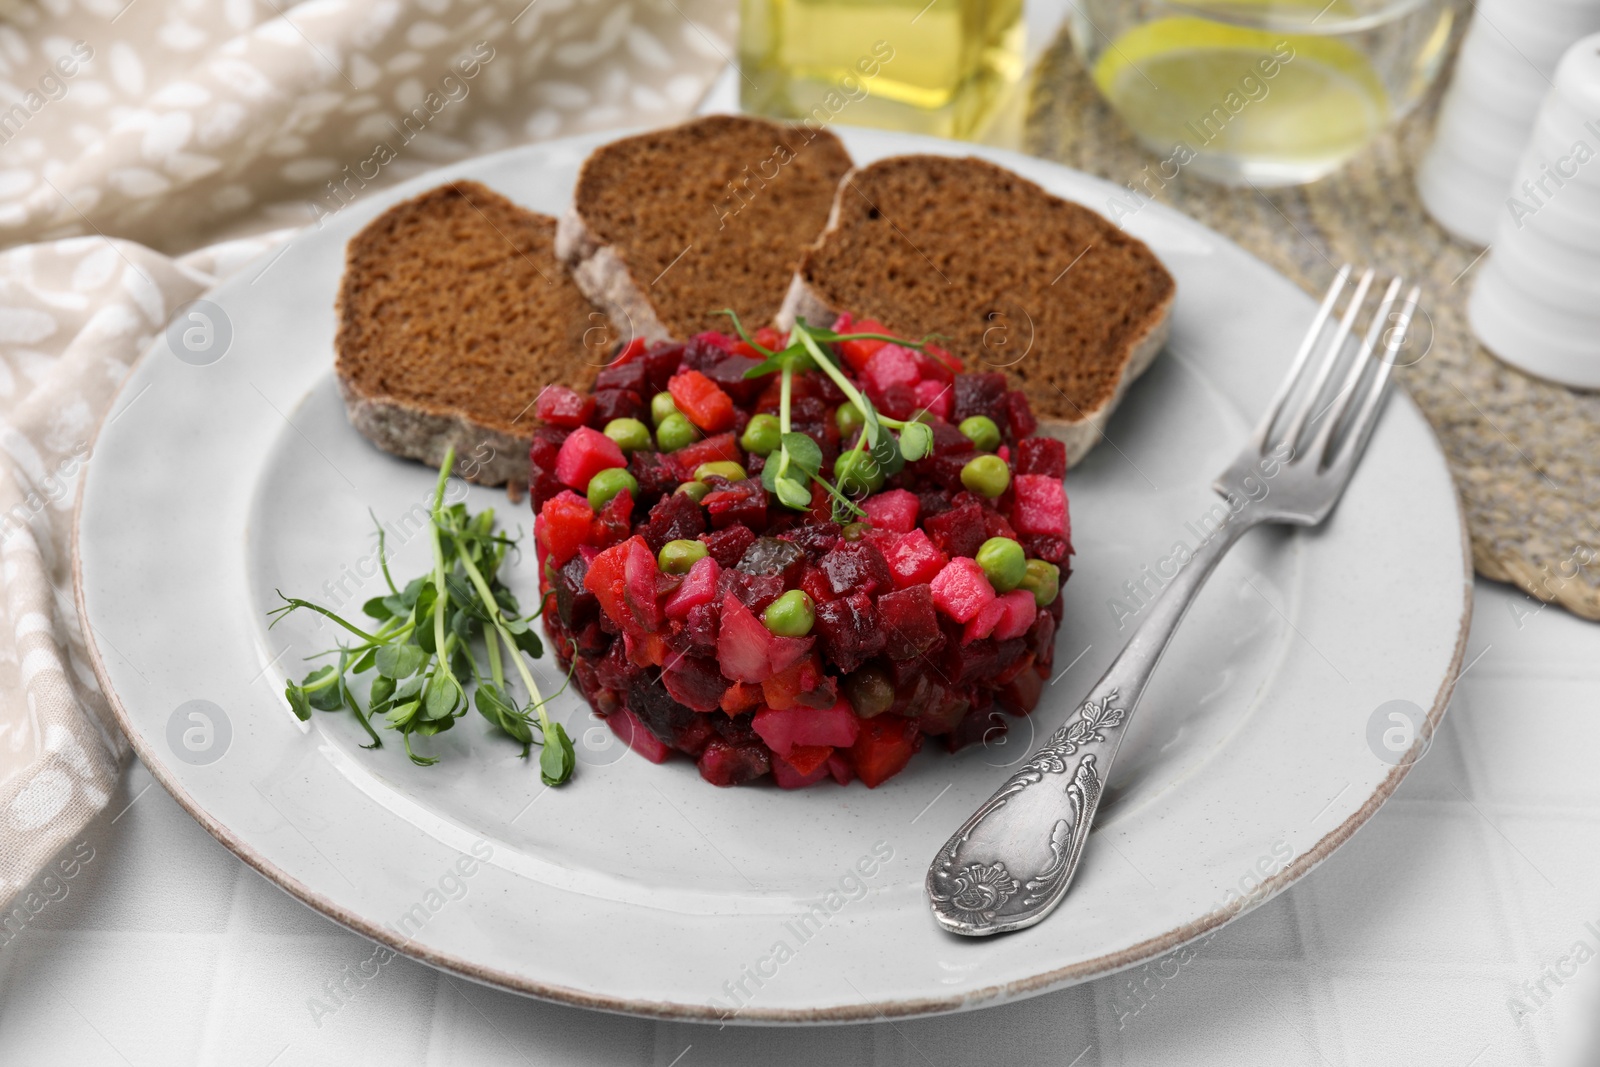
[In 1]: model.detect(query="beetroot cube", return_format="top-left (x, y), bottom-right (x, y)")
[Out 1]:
top-left (592, 388), bottom-right (645, 425)
top-left (718, 567), bottom-right (785, 613)
top-left (879, 584), bottom-right (942, 661)
top-left (1013, 474), bottom-right (1068, 536)
top-left (862, 489), bottom-right (919, 534)
top-left (814, 592), bottom-right (886, 673)
top-left (628, 451), bottom-right (679, 507)
top-left (948, 633), bottom-right (1001, 684)
top-left (924, 501), bottom-right (987, 560)
top-left (682, 601), bottom-right (719, 650)
top-left (640, 491), bottom-right (706, 553)
top-left (704, 479), bottom-right (767, 531)
top-left (707, 354), bottom-right (766, 404)
top-left (605, 706), bottom-right (671, 764)
top-left (594, 359), bottom-right (648, 394)
top-left (555, 426), bottom-right (626, 490)
top-left (1004, 390), bottom-right (1038, 439)
top-left (1016, 437), bottom-right (1066, 479)
top-left (863, 344), bottom-right (921, 397)
top-left (626, 676), bottom-right (711, 755)
top-left (662, 654), bottom-right (728, 712)
top-left (875, 382), bottom-right (918, 421)
top-left (819, 540), bottom-right (892, 598)
top-left (884, 529), bottom-right (947, 590)
top-left (1021, 534), bottom-right (1070, 565)
top-left (929, 420), bottom-right (975, 459)
top-left (697, 739), bottom-right (771, 786)
top-left (930, 557), bottom-right (996, 622)
top-left (534, 385), bottom-right (594, 428)
top-left (552, 554), bottom-right (597, 630)
top-left (700, 524), bottom-right (756, 569)
top-left (953, 372), bottom-right (1008, 424)
top-left (644, 343), bottom-right (686, 393)
top-left (529, 426), bottom-right (569, 510)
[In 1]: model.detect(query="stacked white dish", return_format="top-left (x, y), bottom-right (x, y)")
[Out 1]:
top-left (1417, 0), bottom-right (1600, 245)
top-left (1468, 33), bottom-right (1600, 387)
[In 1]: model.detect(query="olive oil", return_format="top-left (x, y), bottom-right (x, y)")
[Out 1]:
top-left (739, 0), bottom-right (1025, 140)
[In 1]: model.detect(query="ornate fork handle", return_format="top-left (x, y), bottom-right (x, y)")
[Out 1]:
top-left (927, 512), bottom-right (1256, 936)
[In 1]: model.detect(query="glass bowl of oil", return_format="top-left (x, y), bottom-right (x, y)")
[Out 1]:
top-left (1071, 0), bottom-right (1457, 186)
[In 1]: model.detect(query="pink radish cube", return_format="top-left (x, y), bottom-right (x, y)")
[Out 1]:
top-left (771, 752), bottom-right (832, 789)
top-left (991, 590), bottom-right (1039, 641)
top-left (1012, 474), bottom-right (1068, 536)
top-left (621, 536), bottom-right (663, 632)
top-left (554, 426), bottom-right (626, 490)
top-left (863, 343), bottom-right (921, 396)
top-left (717, 593), bottom-right (775, 683)
top-left (863, 489), bottom-right (920, 533)
top-left (913, 379), bottom-right (953, 421)
top-left (752, 698), bottom-right (861, 757)
top-left (664, 556), bottom-right (720, 620)
top-left (884, 528), bottom-right (947, 589)
top-left (962, 596), bottom-right (1009, 644)
top-left (606, 707), bottom-right (670, 763)
top-left (930, 557), bottom-right (996, 622)
top-left (767, 633), bottom-right (815, 676)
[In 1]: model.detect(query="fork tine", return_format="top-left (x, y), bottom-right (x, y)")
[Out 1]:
top-left (1310, 276), bottom-right (1402, 467)
top-left (1277, 267), bottom-right (1375, 451)
top-left (1331, 284), bottom-right (1420, 471)
top-left (1250, 264), bottom-right (1352, 452)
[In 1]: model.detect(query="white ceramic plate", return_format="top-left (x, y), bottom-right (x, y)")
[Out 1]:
top-left (74, 127), bottom-right (1470, 1024)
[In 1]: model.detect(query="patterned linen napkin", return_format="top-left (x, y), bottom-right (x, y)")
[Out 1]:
top-left (0, 0), bottom-right (735, 911)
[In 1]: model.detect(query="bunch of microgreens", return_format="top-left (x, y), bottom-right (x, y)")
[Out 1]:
top-left (268, 448), bottom-right (577, 784)
top-left (721, 311), bottom-right (942, 522)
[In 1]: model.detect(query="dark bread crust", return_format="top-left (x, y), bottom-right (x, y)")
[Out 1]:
top-left (783, 155), bottom-right (1175, 466)
top-left (336, 181), bottom-right (613, 485)
top-left (557, 115), bottom-right (853, 340)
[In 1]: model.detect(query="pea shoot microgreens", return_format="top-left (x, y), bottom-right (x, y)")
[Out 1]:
top-left (720, 310), bottom-right (944, 522)
top-left (268, 448), bottom-right (577, 784)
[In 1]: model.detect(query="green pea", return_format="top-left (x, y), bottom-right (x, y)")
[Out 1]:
top-left (740, 413), bottom-right (782, 456)
top-left (841, 521), bottom-right (869, 542)
top-left (1019, 559), bottom-right (1060, 607)
top-left (835, 401), bottom-right (865, 439)
top-left (694, 461), bottom-right (747, 482)
top-left (976, 536), bottom-right (1027, 593)
top-left (586, 467), bottom-right (637, 510)
top-left (762, 589), bottom-right (815, 637)
top-left (959, 415), bottom-right (1001, 452)
top-left (960, 454), bottom-right (1011, 499)
top-left (843, 666), bottom-right (895, 718)
top-left (650, 391), bottom-right (679, 427)
top-left (656, 411), bottom-right (700, 452)
top-left (658, 538), bottom-right (709, 575)
top-left (604, 417), bottom-right (653, 454)
top-left (675, 480), bottom-right (711, 503)
top-left (834, 449), bottom-right (885, 495)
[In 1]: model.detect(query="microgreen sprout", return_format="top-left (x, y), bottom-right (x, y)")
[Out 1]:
top-left (268, 447), bottom-right (577, 782)
top-left (720, 309), bottom-right (946, 521)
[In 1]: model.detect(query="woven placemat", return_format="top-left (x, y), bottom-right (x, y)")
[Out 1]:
top-left (1021, 35), bottom-right (1600, 622)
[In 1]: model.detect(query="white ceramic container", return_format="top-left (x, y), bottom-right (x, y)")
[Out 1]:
top-left (1469, 33), bottom-right (1600, 386)
top-left (1417, 0), bottom-right (1600, 245)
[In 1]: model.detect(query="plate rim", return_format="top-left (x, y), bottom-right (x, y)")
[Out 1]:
top-left (70, 128), bottom-right (1475, 1024)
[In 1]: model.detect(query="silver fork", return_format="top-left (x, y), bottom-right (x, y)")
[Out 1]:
top-left (926, 266), bottom-right (1422, 936)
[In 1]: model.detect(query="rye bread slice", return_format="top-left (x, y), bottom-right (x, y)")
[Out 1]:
top-left (336, 180), bottom-right (614, 486)
top-left (780, 155), bottom-right (1175, 467)
top-left (556, 115), bottom-right (853, 341)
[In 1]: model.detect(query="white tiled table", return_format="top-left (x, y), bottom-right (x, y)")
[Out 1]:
top-left (3, 580), bottom-right (1597, 1067)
